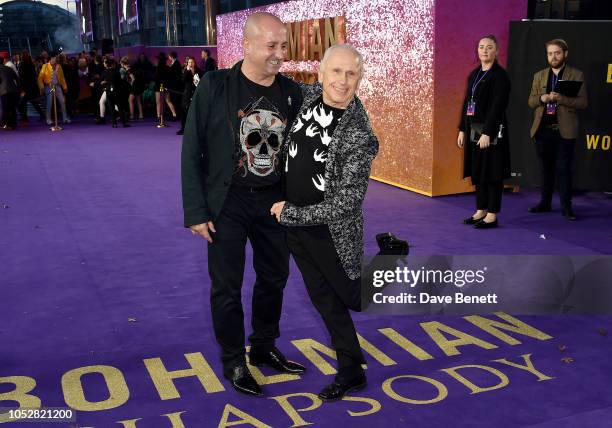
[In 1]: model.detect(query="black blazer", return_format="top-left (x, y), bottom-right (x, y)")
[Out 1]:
top-left (18, 60), bottom-right (39, 98)
top-left (0, 65), bottom-right (20, 96)
top-left (181, 61), bottom-right (303, 227)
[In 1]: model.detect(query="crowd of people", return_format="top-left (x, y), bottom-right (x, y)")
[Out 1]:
top-left (0, 48), bottom-right (217, 133)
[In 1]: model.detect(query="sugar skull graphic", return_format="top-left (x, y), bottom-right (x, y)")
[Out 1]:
top-left (239, 107), bottom-right (285, 177)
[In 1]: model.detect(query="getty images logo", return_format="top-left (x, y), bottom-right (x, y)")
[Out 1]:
top-left (372, 266), bottom-right (488, 288)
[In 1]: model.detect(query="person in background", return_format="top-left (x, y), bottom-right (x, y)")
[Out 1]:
top-left (527, 39), bottom-right (587, 221)
top-left (124, 57), bottom-right (145, 121)
top-left (76, 57), bottom-right (93, 114)
top-left (176, 57), bottom-right (200, 135)
top-left (457, 35), bottom-right (511, 229)
top-left (37, 52), bottom-right (70, 126)
top-left (0, 53), bottom-right (20, 130)
top-left (12, 53), bottom-right (21, 72)
top-left (17, 51), bottom-right (46, 125)
top-left (167, 51), bottom-right (183, 121)
top-left (154, 52), bottom-right (178, 125)
top-left (200, 49), bottom-right (217, 75)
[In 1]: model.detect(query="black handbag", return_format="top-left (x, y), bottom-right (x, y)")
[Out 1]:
top-left (470, 123), bottom-right (500, 146)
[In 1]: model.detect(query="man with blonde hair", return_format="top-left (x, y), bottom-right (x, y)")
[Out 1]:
top-left (271, 44), bottom-right (380, 401)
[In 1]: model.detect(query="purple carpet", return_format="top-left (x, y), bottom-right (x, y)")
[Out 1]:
top-left (1, 118), bottom-right (611, 427)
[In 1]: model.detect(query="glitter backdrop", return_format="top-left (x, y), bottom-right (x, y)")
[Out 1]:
top-left (217, 0), bottom-right (524, 195)
top-left (217, 0), bottom-right (435, 194)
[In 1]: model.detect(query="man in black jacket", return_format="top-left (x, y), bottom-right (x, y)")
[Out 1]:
top-left (181, 12), bottom-right (305, 397)
top-left (0, 53), bottom-right (20, 130)
top-left (271, 44), bottom-right (379, 401)
top-left (199, 49), bottom-right (217, 75)
top-left (168, 51), bottom-right (183, 120)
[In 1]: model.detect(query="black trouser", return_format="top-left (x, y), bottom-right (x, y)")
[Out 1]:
top-left (180, 98), bottom-right (192, 132)
top-left (108, 90), bottom-right (129, 125)
top-left (287, 226), bottom-right (366, 382)
top-left (18, 95), bottom-right (45, 121)
top-left (535, 128), bottom-right (575, 209)
top-left (208, 185), bottom-right (289, 375)
top-left (1, 93), bottom-right (18, 128)
top-left (475, 181), bottom-right (503, 213)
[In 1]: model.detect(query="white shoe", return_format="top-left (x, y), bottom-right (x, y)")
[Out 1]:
top-left (63, 119), bottom-right (71, 124)
top-left (46, 120), bottom-right (53, 126)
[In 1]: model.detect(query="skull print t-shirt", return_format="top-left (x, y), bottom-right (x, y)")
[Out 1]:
top-left (233, 71), bottom-right (288, 188)
top-left (285, 96), bottom-right (345, 207)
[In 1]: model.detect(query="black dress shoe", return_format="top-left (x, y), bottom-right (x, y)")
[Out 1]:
top-left (528, 203), bottom-right (552, 213)
top-left (376, 232), bottom-right (409, 256)
top-left (176, 129), bottom-right (184, 135)
top-left (474, 219), bottom-right (498, 229)
top-left (562, 208), bottom-right (577, 221)
top-left (318, 374), bottom-right (367, 402)
top-left (224, 363), bottom-right (262, 396)
top-left (249, 347), bottom-right (306, 374)
top-left (463, 215), bottom-right (485, 225)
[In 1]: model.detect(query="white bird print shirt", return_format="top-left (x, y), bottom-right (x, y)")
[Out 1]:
top-left (285, 96), bottom-right (345, 207)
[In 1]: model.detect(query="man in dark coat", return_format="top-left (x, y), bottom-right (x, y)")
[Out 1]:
top-left (0, 53), bottom-right (20, 130)
top-left (199, 49), bottom-right (217, 75)
top-left (167, 51), bottom-right (183, 119)
top-left (271, 44), bottom-right (379, 401)
top-left (181, 12), bottom-right (305, 397)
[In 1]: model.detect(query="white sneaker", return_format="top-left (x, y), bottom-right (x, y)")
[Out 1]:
top-left (46, 120), bottom-right (53, 126)
top-left (63, 119), bottom-right (71, 124)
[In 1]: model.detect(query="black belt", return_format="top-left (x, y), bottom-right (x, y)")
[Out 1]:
top-left (231, 183), bottom-right (279, 193)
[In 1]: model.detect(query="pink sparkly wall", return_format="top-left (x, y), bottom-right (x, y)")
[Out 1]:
top-left (216, 0), bottom-right (525, 196)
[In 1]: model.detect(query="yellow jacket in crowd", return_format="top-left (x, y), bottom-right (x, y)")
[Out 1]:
top-left (37, 63), bottom-right (68, 93)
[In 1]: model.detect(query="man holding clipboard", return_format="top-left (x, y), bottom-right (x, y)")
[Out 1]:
top-left (528, 39), bottom-right (588, 220)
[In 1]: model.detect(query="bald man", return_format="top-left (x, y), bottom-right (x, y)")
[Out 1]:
top-left (181, 12), bottom-right (305, 396)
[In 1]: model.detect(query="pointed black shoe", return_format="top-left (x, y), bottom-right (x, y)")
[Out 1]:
top-left (528, 203), bottom-right (552, 213)
top-left (318, 374), bottom-right (367, 402)
top-left (249, 347), bottom-right (306, 374)
top-left (562, 208), bottom-right (577, 221)
top-left (474, 219), bottom-right (498, 229)
top-left (224, 363), bottom-right (262, 396)
top-left (376, 232), bottom-right (409, 256)
top-left (463, 215), bottom-right (486, 225)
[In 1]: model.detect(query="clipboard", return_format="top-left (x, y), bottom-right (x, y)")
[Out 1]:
top-left (553, 80), bottom-right (583, 97)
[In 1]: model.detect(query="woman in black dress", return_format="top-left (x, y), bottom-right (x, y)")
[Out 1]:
top-left (121, 56), bottom-right (144, 120)
top-left (176, 57), bottom-right (201, 135)
top-left (154, 52), bottom-right (178, 125)
top-left (457, 35), bottom-right (511, 229)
